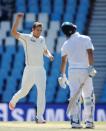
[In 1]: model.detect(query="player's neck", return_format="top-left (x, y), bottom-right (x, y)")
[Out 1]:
top-left (33, 34), bottom-right (40, 39)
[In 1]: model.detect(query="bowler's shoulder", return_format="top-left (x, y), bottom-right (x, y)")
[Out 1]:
top-left (39, 36), bottom-right (45, 44)
top-left (39, 35), bottom-right (45, 40)
top-left (19, 32), bottom-right (30, 37)
top-left (39, 35), bottom-right (45, 41)
top-left (18, 33), bottom-right (31, 41)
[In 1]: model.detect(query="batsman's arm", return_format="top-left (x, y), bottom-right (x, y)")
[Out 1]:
top-left (44, 49), bottom-right (54, 61)
top-left (87, 49), bottom-right (94, 65)
top-left (58, 55), bottom-right (68, 88)
top-left (87, 49), bottom-right (97, 77)
top-left (61, 55), bottom-right (67, 74)
top-left (11, 13), bottom-right (24, 39)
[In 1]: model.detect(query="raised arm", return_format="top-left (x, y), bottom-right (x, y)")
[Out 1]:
top-left (11, 13), bottom-right (24, 39)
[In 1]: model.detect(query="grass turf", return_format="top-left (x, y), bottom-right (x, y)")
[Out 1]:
top-left (0, 122), bottom-right (106, 131)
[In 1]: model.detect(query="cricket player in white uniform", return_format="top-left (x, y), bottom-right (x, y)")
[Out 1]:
top-left (58, 22), bottom-right (96, 128)
top-left (9, 13), bottom-right (54, 123)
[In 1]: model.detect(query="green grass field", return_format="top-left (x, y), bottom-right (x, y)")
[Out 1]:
top-left (0, 122), bottom-right (106, 131)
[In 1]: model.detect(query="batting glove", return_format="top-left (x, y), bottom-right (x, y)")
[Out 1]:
top-left (88, 65), bottom-right (97, 77)
top-left (58, 74), bottom-right (69, 89)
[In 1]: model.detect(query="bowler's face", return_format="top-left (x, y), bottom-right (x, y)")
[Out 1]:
top-left (32, 26), bottom-right (42, 38)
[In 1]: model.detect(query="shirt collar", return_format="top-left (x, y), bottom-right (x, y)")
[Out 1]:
top-left (70, 32), bottom-right (79, 39)
top-left (30, 32), bottom-right (40, 40)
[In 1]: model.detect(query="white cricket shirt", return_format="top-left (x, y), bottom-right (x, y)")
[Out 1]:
top-left (18, 33), bottom-right (47, 67)
top-left (61, 32), bottom-right (94, 68)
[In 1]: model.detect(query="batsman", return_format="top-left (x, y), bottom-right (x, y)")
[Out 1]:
top-left (58, 22), bottom-right (96, 128)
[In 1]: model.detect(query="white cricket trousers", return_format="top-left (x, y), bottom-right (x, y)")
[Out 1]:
top-left (68, 68), bottom-right (95, 122)
top-left (10, 66), bottom-right (46, 118)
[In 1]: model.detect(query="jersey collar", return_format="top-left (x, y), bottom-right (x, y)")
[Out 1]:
top-left (70, 32), bottom-right (79, 39)
top-left (30, 32), bottom-right (40, 40)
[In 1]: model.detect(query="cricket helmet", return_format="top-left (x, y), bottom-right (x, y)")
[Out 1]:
top-left (61, 22), bottom-right (77, 37)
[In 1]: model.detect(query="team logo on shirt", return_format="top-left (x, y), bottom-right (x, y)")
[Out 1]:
top-left (30, 38), bottom-right (36, 43)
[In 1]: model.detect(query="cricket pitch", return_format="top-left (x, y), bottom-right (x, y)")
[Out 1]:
top-left (0, 121), bottom-right (106, 131)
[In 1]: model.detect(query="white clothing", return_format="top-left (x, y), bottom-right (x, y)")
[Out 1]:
top-left (18, 33), bottom-right (47, 67)
top-left (10, 66), bottom-right (46, 118)
top-left (10, 33), bottom-right (47, 119)
top-left (61, 32), bottom-right (94, 68)
top-left (68, 68), bottom-right (94, 98)
top-left (61, 32), bottom-right (95, 123)
top-left (68, 68), bottom-right (95, 123)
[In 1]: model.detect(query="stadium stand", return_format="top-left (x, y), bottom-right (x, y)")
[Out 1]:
top-left (88, 0), bottom-right (106, 102)
top-left (0, 0), bottom-right (106, 104)
top-left (0, 0), bottom-right (15, 20)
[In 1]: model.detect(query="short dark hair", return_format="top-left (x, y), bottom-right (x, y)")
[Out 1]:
top-left (32, 22), bottom-right (43, 29)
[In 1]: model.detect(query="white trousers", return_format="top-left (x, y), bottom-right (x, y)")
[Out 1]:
top-left (10, 66), bottom-right (46, 119)
top-left (68, 68), bottom-right (95, 122)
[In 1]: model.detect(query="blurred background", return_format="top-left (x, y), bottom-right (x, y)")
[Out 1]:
top-left (0, 0), bottom-right (106, 121)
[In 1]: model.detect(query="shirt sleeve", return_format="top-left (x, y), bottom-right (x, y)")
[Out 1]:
top-left (61, 43), bottom-right (68, 56)
top-left (85, 37), bottom-right (94, 50)
top-left (18, 33), bottom-right (28, 45)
